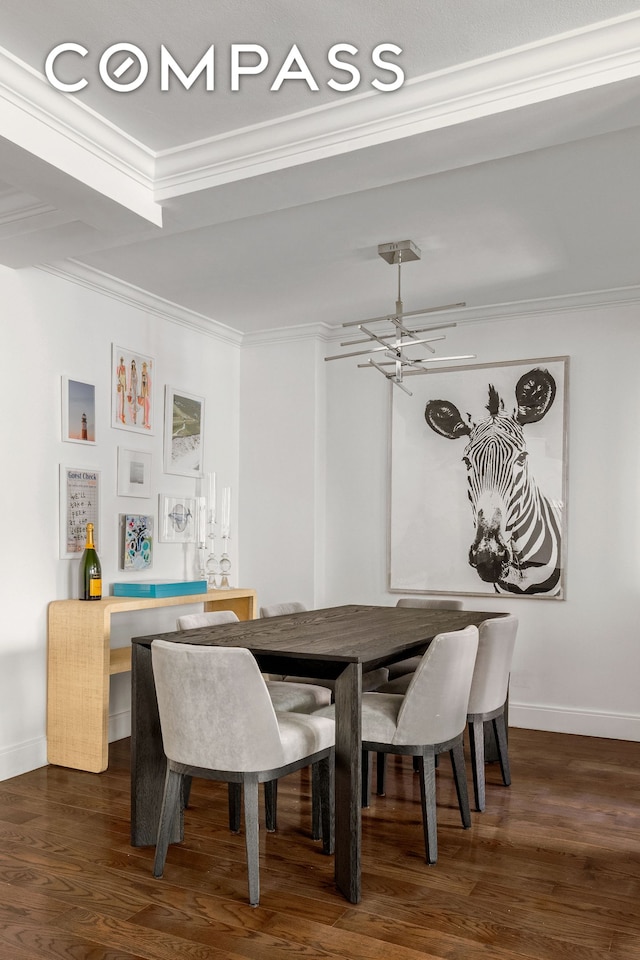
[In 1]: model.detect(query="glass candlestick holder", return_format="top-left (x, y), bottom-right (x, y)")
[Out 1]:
top-left (206, 546), bottom-right (219, 587)
top-left (197, 542), bottom-right (208, 582)
top-left (219, 536), bottom-right (231, 589)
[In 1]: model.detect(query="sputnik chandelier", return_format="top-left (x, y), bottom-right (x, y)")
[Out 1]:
top-left (325, 240), bottom-right (475, 395)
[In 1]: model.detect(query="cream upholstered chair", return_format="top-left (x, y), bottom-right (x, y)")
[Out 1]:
top-left (176, 609), bottom-right (332, 833)
top-left (151, 639), bottom-right (335, 906)
top-left (387, 598), bottom-right (465, 679)
top-left (260, 601), bottom-right (389, 693)
top-left (467, 615), bottom-right (518, 811)
top-left (378, 615), bottom-right (518, 812)
top-left (177, 610), bottom-right (332, 714)
top-left (317, 626), bottom-right (479, 864)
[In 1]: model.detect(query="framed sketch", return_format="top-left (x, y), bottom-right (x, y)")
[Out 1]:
top-left (62, 377), bottom-right (96, 444)
top-left (59, 465), bottom-right (100, 558)
top-left (389, 356), bottom-right (568, 600)
top-left (112, 344), bottom-right (154, 434)
top-left (158, 494), bottom-right (196, 543)
top-left (121, 514), bottom-right (153, 570)
top-left (117, 447), bottom-right (151, 498)
top-left (163, 386), bottom-right (204, 477)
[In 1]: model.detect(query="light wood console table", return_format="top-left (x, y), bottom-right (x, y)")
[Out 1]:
top-left (47, 588), bottom-right (257, 773)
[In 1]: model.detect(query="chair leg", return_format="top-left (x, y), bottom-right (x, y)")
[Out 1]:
top-left (264, 780), bottom-right (277, 832)
top-left (468, 717), bottom-right (486, 812)
top-left (228, 782), bottom-right (242, 833)
top-left (376, 752), bottom-right (387, 796)
top-left (449, 739), bottom-right (472, 829)
top-left (243, 778), bottom-right (260, 907)
top-left (493, 713), bottom-right (511, 787)
top-left (153, 767), bottom-right (183, 878)
top-left (417, 750), bottom-right (438, 864)
top-left (361, 749), bottom-right (371, 808)
top-left (317, 754), bottom-right (335, 855)
top-left (311, 763), bottom-right (321, 840)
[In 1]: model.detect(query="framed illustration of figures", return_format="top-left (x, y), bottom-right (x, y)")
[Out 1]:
top-left (389, 356), bottom-right (568, 600)
top-left (163, 387), bottom-right (204, 477)
top-left (111, 345), bottom-right (154, 435)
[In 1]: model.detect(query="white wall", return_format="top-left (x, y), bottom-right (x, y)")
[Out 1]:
top-left (0, 265), bottom-right (240, 780)
top-left (242, 298), bottom-right (640, 742)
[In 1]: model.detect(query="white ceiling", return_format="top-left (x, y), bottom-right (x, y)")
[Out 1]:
top-left (1, 1), bottom-right (640, 335)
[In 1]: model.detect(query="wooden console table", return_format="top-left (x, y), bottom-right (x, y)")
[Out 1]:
top-left (47, 588), bottom-right (257, 773)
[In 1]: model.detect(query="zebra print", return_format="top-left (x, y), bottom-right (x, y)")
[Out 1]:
top-left (463, 411), bottom-right (562, 596)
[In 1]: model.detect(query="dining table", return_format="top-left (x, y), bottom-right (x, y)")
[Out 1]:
top-left (130, 602), bottom-right (505, 903)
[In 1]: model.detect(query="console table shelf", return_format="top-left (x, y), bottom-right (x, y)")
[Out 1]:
top-left (47, 588), bottom-right (257, 773)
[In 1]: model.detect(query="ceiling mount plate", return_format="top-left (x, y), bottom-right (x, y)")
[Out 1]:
top-left (378, 239), bottom-right (421, 264)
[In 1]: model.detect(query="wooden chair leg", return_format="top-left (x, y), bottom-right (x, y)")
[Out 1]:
top-left (469, 717), bottom-right (486, 812)
top-left (264, 779), bottom-right (277, 832)
top-left (417, 751), bottom-right (438, 864)
top-left (153, 766), bottom-right (183, 878)
top-left (361, 749), bottom-right (371, 808)
top-left (311, 763), bottom-right (321, 839)
top-left (317, 754), bottom-right (335, 855)
top-left (228, 782), bottom-right (242, 833)
top-left (450, 739), bottom-right (472, 828)
top-left (243, 778), bottom-right (260, 906)
top-left (376, 752), bottom-right (387, 796)
top-left (493, 713), bottom-right (511, 787)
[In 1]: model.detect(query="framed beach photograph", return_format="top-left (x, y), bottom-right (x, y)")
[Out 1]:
top-left (59, 465), bottom-right (100, 558)
top-left (120, 513), bottom-right (153, 570)
top-left (112, 344), bottom-right (154, 435)
top-left (117, 447), bottom-right (151, 498)
top-left (158, 494), bottom-right (196, 543)
top-left (163, 386), bottom-right (204, 477)
top-left (389, 357), bottom-right (568, 600)
top-left (62, 377), bottom-right (96, 444)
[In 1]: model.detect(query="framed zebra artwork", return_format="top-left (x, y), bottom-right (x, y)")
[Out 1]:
top-left (389, 356), bottom-right (568, 600)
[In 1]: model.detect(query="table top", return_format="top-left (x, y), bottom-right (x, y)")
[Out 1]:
top-left (132, 604), bottom-right (504, 676)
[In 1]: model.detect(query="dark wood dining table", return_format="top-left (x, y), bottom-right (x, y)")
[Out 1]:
top-left (130, 602), bottom-right (504, 903)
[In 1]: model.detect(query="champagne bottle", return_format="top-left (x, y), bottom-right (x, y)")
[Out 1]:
top-left (80, 522), bottom-right (102, 600)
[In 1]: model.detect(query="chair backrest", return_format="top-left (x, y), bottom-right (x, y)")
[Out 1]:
top-left (151, 639), bottom-right (286, 771)
top-left (176, 610), bottom-right (239, 631)
top-left (260, 601), bottom-right (307, 618)
top-left (395, 626), bottom-right (478, 746)
top-left (467, 615), bottom-right (518, 716)
top-left (396, 597), bottom-right (464, 610)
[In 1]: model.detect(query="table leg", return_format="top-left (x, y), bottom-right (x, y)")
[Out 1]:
top-left (130, 643), bottom-right (183, 847)
top-left (333, 661), bottom-right (362, 904)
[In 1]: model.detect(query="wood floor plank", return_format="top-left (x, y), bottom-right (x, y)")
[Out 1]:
top-left (0, 730), bottom-right (638, 960)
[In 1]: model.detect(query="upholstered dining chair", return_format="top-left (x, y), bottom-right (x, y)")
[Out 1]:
top-left (467, 615), bottom-right (518, 811)
top-left (378, 614), bottom-right (518, 812)
top-left (316, 625), bottom-right (479, 864)
top-left (151, 639), bottom-right (335, 906)
top-left (259, 601), bottom-right (390, 693)
top-left (176, 609), bottom-right (332, 833)
top-left (387, 598), bottom-right (465, 679)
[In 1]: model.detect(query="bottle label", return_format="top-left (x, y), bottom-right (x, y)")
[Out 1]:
top-left (89, 578), bottom-right (102, 598)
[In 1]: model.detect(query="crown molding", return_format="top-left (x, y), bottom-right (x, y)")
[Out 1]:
top-left (2, 15), bottom-right (639, 213)
top-left (153, 12), bottom-right (640, 199)
top-left (38, 260), bottom-right (243, 346)
top-left (242, 322), bottom-right (334, 347)
top-left (0, 46), bottom-right (161, 225)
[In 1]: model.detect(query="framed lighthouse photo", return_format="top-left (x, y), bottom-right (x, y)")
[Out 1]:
top-left (62, 376), bottom-right (96, 444)
top-left (389, 356), bottom-right (568, 600)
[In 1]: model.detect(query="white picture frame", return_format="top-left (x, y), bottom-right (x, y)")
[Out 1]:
top-left (111, 344), bottom-right (154, 435)
top-left (117, 447), bottom-right (151, 498)
top-left (62, 376), bottom-right (96, 444)
top-left (163, 386), bottom-right (205, 477)
top-left (59, 465), bottom-right (100, 558)
top-left (158, 494), bottom-right (197, 543)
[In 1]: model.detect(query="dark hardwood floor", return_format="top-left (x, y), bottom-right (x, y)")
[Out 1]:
top-left (0, 728), bottom-right (639, 959)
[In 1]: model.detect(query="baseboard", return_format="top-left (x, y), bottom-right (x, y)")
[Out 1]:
top-left (0, 736), bottom-right (48, 781)
top-left (510, 703), bottom-right (640, 741)
top-left (108, 708), bottom-right (131, 744)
